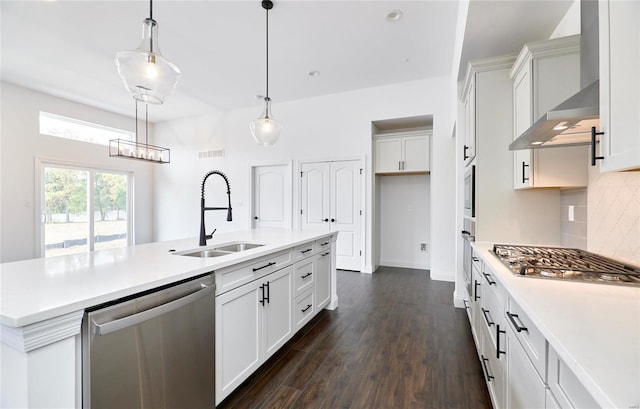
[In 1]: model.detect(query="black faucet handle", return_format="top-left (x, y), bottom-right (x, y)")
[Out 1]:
top-left (206, 228), bottom-right (217, 240)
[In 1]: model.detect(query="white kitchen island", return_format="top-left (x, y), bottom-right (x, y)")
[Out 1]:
top-left (0, 228), bottom-right (337, 408)
top-left (471, 241), bottom-right (640, 409)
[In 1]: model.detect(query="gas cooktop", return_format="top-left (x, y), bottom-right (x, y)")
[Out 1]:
top-left (492, 244), bottom-right (640, 286)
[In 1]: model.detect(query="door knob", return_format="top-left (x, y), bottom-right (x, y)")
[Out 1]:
top-left (331, 218), bottom-right (336, 222)
top-left (323, 218), bottom-right (329, 222)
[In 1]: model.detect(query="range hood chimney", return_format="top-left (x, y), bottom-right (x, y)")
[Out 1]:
top-left (510, 0), bottom-right (600, 150)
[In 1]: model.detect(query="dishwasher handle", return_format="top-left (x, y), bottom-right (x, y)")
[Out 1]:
top-left (93, 282), bottom-right (215, 336)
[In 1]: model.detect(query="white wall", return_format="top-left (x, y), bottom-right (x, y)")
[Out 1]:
top-left (378, 175), bottom-right (430, 269)
top-left (0, 83), bottom-right (155, 263)
top-left (154, 77), bottom-right (456, 279)
top-left (550, 0), bottom-right (580, 39)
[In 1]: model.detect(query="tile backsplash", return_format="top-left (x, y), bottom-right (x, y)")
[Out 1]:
top-left (588, 167), bottom-right (640, 266)
top-left (560, 188), bottom-right (588, 250)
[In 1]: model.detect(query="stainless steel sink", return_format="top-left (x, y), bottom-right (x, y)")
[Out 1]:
top-left (180, 249), bottom-right (233, 258)
top-left (214, 243), bottom-right (264, 252)
top-left (173, 242), bottom-right (265, 258)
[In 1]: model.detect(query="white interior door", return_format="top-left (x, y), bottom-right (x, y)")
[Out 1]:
top-left (252, 164), bottom-right (291, 229)
top-left (300, 162), bottom-right (330, 231)
top-left (300, 160), bottom-right (362, 271)
top-left (330, 161), bottom-right (361, 271)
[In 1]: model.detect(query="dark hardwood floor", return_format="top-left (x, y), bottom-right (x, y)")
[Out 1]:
top-left (217, 266), bottom-right (492, 409)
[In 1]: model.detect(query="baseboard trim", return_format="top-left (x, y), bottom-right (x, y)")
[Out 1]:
top-left (429, 270), bottom-right (455, 282)
top-left (379, 260), bottom-right (429, 270)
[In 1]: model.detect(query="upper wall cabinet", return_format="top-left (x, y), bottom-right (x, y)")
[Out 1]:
top-left (510, 35), bottom-right (588, 189)
top-left (374, 131), bottom-right (430, 175)
top-left (598, 0), bottom-right (640, 172)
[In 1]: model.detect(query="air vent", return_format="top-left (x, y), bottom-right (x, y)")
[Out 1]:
top-left (198, 149), bottom-right (225, 159)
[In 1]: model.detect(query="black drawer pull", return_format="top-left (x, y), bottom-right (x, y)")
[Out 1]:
top-left (301, 304), bottom-right (312, 313)
top-left (472, 257), bottom-right (480, 262)
top-left (496, 324), bottom-right (506, 359)
top-left (253, 261), bottom-right (276, 272)
top-left (481, 308), bottom-right (494, 327)
top-left (506, 312), bottom-right (528, 333)
top-left (474, 280), bottom-right (481, 301)
top-left (301, 272), bottom-right (312, 279)
top-left (321, 252), bottom-right (330, 257)
top-left (463, 299), bottom-right (470, 310)
top-left (481, 356), bottom-right (494, 381)
top-left (301, 248), bottom-right (313, 254)
top-left (320, 242), bottom-right (329, 246)
top-left (482, 272), bottom-right (496, 286)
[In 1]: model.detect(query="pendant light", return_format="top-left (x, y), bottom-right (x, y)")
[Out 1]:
top-left (109, 100), bottom-right (170, 164)
top-left (250, 0), bottom-right (282, 146)
top-left (115, 0), bottom-right (180, 104)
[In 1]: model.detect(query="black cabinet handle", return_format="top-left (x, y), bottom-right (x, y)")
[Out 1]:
top-left (472, 257), bottom-right (479, 262)
top-left (522, 161), bottom-right (529, 183)
top-left (321, 252), bottom-right (330, 257)
top-left (481, 308), bottom-right (494, 327)
top-left (253, 262), bottom-right (276, 272)
top-left (265, 281), bottom-right (270, 304)
top-left (301, 272), bottom-right (312, 279)
top-left (254, 216), bottom-right (258, 220)
top-left (259, 284), bottom-right (265, 306)
top-left (496, 324), bottom-right (506, 359)
top-left (483, 272), bottom-right (496, 286)
top-left (301, 304), bottom-right (312, 313)
top-left (331, 218), bottom-right (336, 222)
top-left (320, 242), bottom-right (329, 246)
top-left (591, 126), bottom-right (605, 166)
top-left (474, 280), bottom-right (481, 301)
top-left (506, 312), bottom-right (528, 332)
top-left (481, 356), bottom-right (494, 381)
top-left (323, 218), bottom-right (329, 222)
top-left (463, 145), bottom-right (469, 160)
top-left (463, 299), bottom-right (470, 310)
top-left (301, 248), bottom-right (312, 254)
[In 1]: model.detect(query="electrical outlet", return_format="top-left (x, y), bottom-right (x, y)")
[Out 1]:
top-left (420, 243), bottom-right (427, 252)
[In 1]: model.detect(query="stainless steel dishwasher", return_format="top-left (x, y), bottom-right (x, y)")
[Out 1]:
top-left (82, 273), bottom-right (215, 409)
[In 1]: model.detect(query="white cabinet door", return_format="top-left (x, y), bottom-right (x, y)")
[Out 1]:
top-left (330, 160), bottom-right (361, 271)
top-left (300, 160), bottom-right (362, 271)
top-left (505, 327), bottom-right (546, 409)
top-left (215, 279), bottom-right (261, 404)
top-left (262, 266), bottom-right (293, 360)
top-left (300, 162), bottom-right (330, 231)
top-left (314, 250), bottom-right (331, 309)
top-left (599, 0), bottom-right (640, 172)
top-left (512, 62), bottom-right (533, 189)
top-left (375, 137), bottom-right (402, 173)
top-left (464, 78), bottom-right (477, 165)
top-left (402, 135), bottom-right (429, 172)
top-left (252, 164), bottom-right (291, 229)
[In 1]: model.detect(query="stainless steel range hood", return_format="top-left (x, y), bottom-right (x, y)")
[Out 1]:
top-left (510, 0), bottom-right (600, 150)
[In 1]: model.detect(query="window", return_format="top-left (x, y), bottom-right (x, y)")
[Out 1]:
top-left (42, 164), bottom-right (131, 257)
top-left (39, 112), bottom-right (134, 146)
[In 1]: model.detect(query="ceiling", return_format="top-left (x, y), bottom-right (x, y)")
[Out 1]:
top-left (1, 1), bottom-right (574, 124)
top-left (1, 1), bottom-right (459, 123)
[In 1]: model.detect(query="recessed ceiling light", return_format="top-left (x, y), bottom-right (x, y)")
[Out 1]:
top-left (386, 10), bottom-right (403, 22)
top-left (308, 70), bottom-right (320, 77)
top-left (401, 58), bottom-right (410, 63)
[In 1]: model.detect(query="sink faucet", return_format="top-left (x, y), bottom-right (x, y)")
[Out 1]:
top-left (200, 170), bottom-right (232, 246)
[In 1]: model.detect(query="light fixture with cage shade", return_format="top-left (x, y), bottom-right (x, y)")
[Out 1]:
top-left (250, 0), bottom-right (282, 146)
top-left (115, 0), bottom-right (180, 104)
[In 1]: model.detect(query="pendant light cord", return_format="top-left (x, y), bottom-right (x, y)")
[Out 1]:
top-left (150, 0), bottom-right (153, 21)
top-left (265, 5), bottom-right (269, 99)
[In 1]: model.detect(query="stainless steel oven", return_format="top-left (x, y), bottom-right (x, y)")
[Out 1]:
top-left (461, 218), bottom-right (476, 296)
top-left (464, 165), bottom-right (476, 217)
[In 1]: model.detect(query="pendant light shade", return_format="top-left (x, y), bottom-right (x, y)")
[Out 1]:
top-left (250, 97), bottom-right (282, 146)
top-left (250, 0), bottom-right (282, 146)
top-left (116, 1), bottom-right (180, 104)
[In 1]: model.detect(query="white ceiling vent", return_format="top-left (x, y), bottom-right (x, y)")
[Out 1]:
top-left (198, 149), bottom-right (225, 159)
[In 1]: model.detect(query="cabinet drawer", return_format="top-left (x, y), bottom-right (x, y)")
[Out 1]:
top-left (294, 257), bottom-right (315, 297)
top-left (217, 250), bottom-right (291, 295)
top-left (547, 344), bottom-right (600, 408)
top-left (481, 284), bottom-right (504, 350)
top-left (294, 290), bottom-right (315, 331)
top-left (481, 323), bottom-right (506, 409)
top-left (293, 241), bottom-right (316, 261)
top-left (316, 238), bottom-right (332, 250)
top-left (481, 265), bottom-right (506, 305)
top-left (506, 297), bottom-right (547, 380)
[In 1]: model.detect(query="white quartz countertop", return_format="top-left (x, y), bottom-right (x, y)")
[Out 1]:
top-left (472, 241), bottom-right (640, 409)
top-left (0, 228), bottom-right (335, 328)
